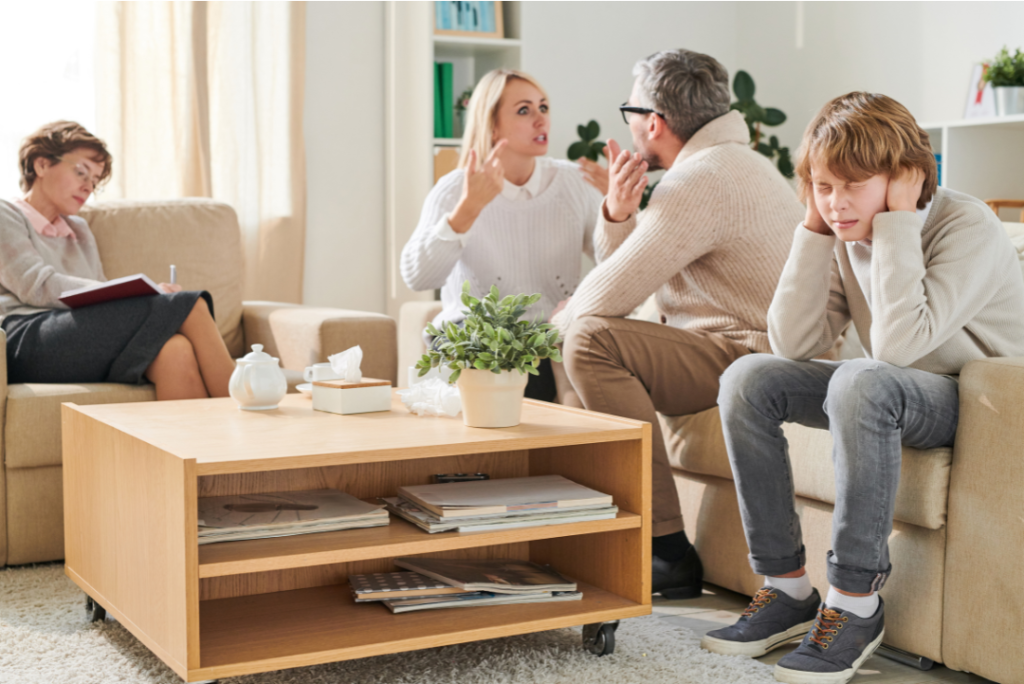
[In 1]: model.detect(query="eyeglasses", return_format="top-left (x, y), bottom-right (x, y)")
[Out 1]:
top-left (60, 157), bottom-right (104, 195)
top-left (620, 102), bottom-right (666, 125)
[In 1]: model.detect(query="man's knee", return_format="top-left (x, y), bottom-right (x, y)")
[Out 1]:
top-left (562, 316), bottom-right (614, 376)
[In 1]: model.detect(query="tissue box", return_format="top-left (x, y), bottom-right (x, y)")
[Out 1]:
top-left (312, 378), bottom-right (393, 415)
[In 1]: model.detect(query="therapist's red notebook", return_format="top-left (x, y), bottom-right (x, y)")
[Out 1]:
top-left (58, 274), bottom-right (161, 309)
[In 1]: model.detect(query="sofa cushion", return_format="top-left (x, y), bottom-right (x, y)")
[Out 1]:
top-left (4, 383), bottom-right (155, 469)
top-left (661, 406), bottom-right (952, 530)
top-left (80, 199), bottom-right (245, 357)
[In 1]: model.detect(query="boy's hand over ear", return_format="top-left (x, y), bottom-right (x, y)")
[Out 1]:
top-left (604, 139), bottom-right (649, 223)
top-left (803, 199), bottom-right (833, 236)
top-left (886, 167), bottom-right (925, 213)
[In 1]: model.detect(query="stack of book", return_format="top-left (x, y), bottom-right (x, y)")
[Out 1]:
top-left (197, 489), bottom-right (389, 545)
top-left (434, 62), bottom-right (454, 138)
top-left (435, 2), bottom-right (500, 34)
top-left (381, 474), bottom-right (617, 534)
top-left (349, 558), bottom-right (581, 613)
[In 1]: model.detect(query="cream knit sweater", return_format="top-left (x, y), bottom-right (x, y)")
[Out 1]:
top-left (552, 110), bottom-right (805, 353)
top-left (769, 186), bottom-right (1024, 375)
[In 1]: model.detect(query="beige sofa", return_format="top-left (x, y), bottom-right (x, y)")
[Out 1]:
top-left (398, 222), bottom-right (1024, 684)
top-left (0, 199), bottom-right (397, 568)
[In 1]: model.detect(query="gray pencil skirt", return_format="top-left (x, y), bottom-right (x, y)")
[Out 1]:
top-left (2, 291), bottom-right (214, 385)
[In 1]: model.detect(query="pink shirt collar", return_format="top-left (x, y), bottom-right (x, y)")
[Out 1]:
top-left (13, 198), bottom-right (76, 240)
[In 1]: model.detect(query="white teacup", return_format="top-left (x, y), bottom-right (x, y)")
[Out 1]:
top-left (303, 363), bottom-right (341, 382)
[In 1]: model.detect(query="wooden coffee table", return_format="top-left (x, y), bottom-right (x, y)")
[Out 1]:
top-left (62, 393), bottom-right (651, 682)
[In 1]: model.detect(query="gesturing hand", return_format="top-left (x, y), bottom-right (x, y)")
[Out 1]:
top-left (886, 167), bottom-right (925, 214)
top-left (449, 140), bottom-right (507, 234)
top-left (803, 198), bottom-right (833, 236)
top-left (604, 139), bottom-right (648, 223)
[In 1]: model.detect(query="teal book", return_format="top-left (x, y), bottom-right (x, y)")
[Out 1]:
top-left (434, 63), bottom-right (444, 138)
top-left (439, 62), bottom-right (454, 138)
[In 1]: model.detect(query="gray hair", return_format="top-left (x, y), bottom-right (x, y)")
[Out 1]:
top-left (632, 49), bottom-right (731, 142)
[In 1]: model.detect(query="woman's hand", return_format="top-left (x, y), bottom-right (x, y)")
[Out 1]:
top-left (803, 198), bottom-right (833, 236)
top-left (604, 139), bottom-right (648, 223)
top-left (886, 167), bottom-right (925, 213)
top-left (549, 296), bottom-right (571, 322)
top-left (578, 148), bottom-right (609, 196)
top-left (159, 283), bottom-right (183, 294)
top-left (449, 140), bottom-right (508, 234)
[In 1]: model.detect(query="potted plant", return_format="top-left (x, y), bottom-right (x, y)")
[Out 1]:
top-left (416, 282), bottom-right (562, 428)
top-left (982, 46), bottom-right (1024, 116)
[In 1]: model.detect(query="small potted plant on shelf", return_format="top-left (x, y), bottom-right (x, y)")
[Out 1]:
top-left (983, 46), bottom-right (1024, 116)
top-left (416, 282), bottom-right (562, 428)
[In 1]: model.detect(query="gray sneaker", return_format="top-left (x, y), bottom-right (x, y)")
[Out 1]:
top-left (774, 598), bottom-right (885, 684)
top-left (700, 586), bottom-right (821, 657)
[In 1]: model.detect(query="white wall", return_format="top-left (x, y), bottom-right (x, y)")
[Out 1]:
top-left (522, 1), bottom-right (739, 171)
top-left (303, 1), bottom-right (386, 312)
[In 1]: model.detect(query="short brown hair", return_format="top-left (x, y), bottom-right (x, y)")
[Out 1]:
top-left (18, 121), bottom-right (112, 192)
top-left (795, 93), bottom-right (937, 210)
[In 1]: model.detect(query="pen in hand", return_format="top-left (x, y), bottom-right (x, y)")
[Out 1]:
top-left (170, 265), bottom-right (177, 285)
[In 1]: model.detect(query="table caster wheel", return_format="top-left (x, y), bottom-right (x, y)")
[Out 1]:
top-left (582, 620), bottom-right (618, 656)
top-left (85, 595), bottom-right (106, 622)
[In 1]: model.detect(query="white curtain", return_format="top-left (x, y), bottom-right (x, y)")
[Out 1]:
top-left (96, 1), bottom-right (306, 303)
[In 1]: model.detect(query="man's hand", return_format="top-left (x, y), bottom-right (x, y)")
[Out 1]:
top-left (604, 138), bottom-right (648, 223)
top-left (578, 151), bottom-right (609, 196)
top-left (158, 283), bottom-right (183, 294)
top-left (450, 140), bottom-right (508, 234)
top-left (886, 167), bottom-right (925, 213)
top-left (803, 198), bottom-right (833, 236)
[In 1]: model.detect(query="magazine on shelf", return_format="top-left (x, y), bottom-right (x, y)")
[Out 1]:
top-left (397, 474), bottom-right (613, 519)
top-left (383, 591), bottom-right (582, 614)
top-left (381, 497), bottom-right (618, 533)
top-left (393, 557), bottom-right (577, 594)
top-left (349, 571), bottom-right (470, 602)
top-left (58, 273), bottom-right (162, 308)
top-left (197, 489), bottom-right (388, 545)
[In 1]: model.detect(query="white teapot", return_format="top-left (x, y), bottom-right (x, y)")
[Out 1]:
top-left (229, 344), bottom-right (288, 410)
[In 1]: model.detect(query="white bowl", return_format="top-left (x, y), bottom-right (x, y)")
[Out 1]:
top-left (296, 383), bottom-right (313, 398)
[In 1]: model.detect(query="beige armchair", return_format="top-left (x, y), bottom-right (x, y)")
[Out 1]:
top-left (0, 199), bottom-right (396, 567)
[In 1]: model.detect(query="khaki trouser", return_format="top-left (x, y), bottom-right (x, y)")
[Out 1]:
top-left (562, 316), bottom-right (751, 537)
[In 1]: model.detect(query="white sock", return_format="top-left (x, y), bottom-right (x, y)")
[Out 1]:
top-left (767, 573), bottom-right (813, 601)
top-left (826, 587), bottom-right (879, 619)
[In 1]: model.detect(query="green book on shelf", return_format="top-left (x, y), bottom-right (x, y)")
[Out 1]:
top-left (439, 61), bottom-right (454, 139)
top-left (433, 63), bottom-right (444, 138)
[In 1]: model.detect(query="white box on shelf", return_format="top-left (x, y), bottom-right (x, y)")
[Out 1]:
top-left (312, 378), bottom-right (392, 415)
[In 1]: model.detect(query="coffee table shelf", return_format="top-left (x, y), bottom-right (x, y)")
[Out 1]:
top-left (63, 394), bottom-right (651, 682)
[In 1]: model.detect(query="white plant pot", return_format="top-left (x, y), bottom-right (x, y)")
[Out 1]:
top-left (457, 369), bottom-right (529, 428)
top-left (994, 86), bottom-right (1024, 116)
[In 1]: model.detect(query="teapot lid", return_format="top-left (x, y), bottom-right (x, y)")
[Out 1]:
top-left (239, 344), bottom-right (276, 363)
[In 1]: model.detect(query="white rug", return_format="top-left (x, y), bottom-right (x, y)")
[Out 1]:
top-left (1, 563), bottom-right (774, 684)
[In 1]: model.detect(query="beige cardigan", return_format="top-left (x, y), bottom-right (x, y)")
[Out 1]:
top-left (552, 110), bottom-right (804, 353)
top-left (769, 187), bottom-right (1024, 375)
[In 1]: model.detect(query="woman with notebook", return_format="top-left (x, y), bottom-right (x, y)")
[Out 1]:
top-left (401, 69), bottom-right (604, 402)
top-left (0, 121), bottom-right (235, 399)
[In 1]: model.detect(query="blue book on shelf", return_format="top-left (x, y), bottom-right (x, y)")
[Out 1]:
top-left (470, 1), bottom-right (480, 32)
top-left (480, 1), bottom-right (494, 33)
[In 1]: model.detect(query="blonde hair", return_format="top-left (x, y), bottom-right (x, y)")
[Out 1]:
top-left (458, 69), bottom-right (548, 169)
top-left (795, 92), bottom-right (937, 209)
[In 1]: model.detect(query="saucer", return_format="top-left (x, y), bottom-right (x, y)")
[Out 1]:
top-left (297, 383), bottom-right (313, 397)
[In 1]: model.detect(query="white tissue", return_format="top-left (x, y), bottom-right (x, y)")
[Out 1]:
top-left (399, 366), bottom-right (461, 417)
top-left (328, 345), bottom-right (363, 383)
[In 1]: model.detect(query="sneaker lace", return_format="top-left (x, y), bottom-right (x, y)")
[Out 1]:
top-left (741, 588), bottom-right (778, 618)
top-left (808, 607), bottom-right (846, 649)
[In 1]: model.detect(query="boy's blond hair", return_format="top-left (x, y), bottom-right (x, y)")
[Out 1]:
top-left (795, 92), bottom-right (937, 210)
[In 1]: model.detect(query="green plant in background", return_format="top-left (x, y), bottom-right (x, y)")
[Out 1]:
top-left (730, 70), bottom-right (794, 178)
top-left (567, 120), bottom-right (607, 162)
top-left (982, 46), bottom-right (1024, 87)
top-left (417, 282), bottom-right (562, 384)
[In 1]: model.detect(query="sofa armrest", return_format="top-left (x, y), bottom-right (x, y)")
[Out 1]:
top-left (1, 328), bottom-right (8, 565)
top-left (399, 300), bottom-right (443, 383)
top-left (242, 302), bottom-right (397, 385)
top-left (942, 355), bottom-right (1024, 682)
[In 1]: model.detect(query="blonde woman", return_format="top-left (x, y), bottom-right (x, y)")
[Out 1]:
top-left (401, 69), bottom-right (602, 401)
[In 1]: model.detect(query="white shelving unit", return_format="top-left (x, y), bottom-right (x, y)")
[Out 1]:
top-left (921, 114), bottom-right (1024, 222)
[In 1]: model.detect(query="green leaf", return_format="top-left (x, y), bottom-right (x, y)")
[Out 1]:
top-left (525, 365), bottom-right (540, 376)
top-left (448, 368), bottom-right (461, 383)
top-left (777, 149), bottom-right (795, 179)
top-left (733, 70), bottom-right (755, 102)
top-left (473, 359), bottom-right (490, 370)
top-left (577, 124), bottom-right (587, 140)
top-left (586, 120), bottom-right (600, 140)
top-left (567, 141), bottom-right (588, 161)
top-left (763, 108), bottom-right (786, 126)
top-left (757, 142), bottom-right (773, 157)
top-left (769, 135), bottom-right (779, 149)
top-left (462, 280), bottom-right (471, 294)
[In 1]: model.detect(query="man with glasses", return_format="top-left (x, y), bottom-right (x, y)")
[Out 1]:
top-left (550, 49), bottom-right (804, 599)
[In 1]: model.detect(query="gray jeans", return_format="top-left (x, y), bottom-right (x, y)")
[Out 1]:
top-left (717, 355), bottom-right (959, 594)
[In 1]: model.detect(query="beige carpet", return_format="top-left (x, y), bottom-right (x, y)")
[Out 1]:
top-left (1, 563), bottom-right (775, 684)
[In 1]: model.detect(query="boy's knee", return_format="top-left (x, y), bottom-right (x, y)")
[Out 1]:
top-left (826, 359), bottom-right (901, 415)
top-left (718, 353), bottom-right (786, 408)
